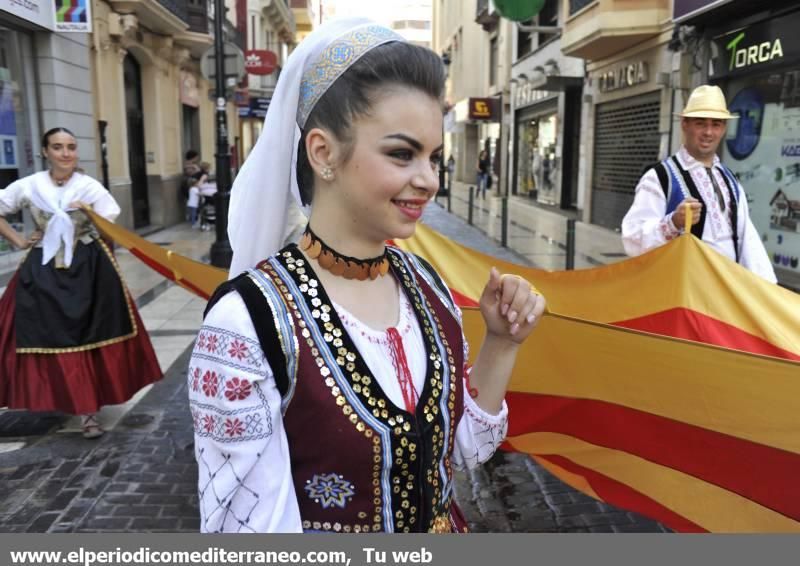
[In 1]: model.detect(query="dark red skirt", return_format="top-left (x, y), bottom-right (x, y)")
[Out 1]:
top-left (0, 272), bottom-right (162, 415)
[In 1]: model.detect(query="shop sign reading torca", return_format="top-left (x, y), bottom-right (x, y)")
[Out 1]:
top-left (598, 62), bottom-right (649, 93)
top-left (726, 33), bottom-right (783, 72)
top-left (712, 15), bottom-right (800, 79)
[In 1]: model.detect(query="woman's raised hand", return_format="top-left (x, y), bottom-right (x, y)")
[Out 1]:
top-left (479, 267), bottom-right (546, 344)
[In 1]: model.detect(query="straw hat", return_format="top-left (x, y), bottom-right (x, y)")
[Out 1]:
top-left (679, 85), bottom-right (734, 120)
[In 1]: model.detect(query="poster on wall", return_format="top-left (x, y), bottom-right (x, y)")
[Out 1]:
top-left (723, 70), bottom-right (800, 274)
top-left (52, 0), bottom-right (92, 32)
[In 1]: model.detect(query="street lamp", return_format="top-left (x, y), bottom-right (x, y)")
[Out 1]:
top-left (210, 0), bottom-right (233, 268)
top-left (439, 52), bottom-right (451, 211)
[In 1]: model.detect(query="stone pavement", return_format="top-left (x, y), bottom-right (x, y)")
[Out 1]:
top-left (0, 213), bottom-right (668, 533)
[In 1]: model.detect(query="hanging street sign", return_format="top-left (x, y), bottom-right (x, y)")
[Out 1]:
top-left (244, 50), bottom-right (278, 75)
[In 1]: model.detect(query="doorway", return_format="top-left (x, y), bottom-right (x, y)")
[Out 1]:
top-left (182, 104), bottom-right (200, 162)
top-left (124, 54), bottom-right (150, 228)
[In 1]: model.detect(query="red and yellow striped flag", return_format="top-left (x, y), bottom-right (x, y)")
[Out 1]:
top-left (87, 210), bottom-right (227, 299)
top-left (91, 210), bottom-right (800, 532)
top-left (397, 224), bottom-right (800, 533)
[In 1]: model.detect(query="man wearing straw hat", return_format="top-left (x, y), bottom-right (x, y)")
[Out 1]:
top-left (621, 85), bottom-right (776, 283)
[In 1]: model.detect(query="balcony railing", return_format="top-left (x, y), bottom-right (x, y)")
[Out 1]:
top-left (569, 0), bottom-right (595, 15)
top-left (185, 0), bottom-right (207, 33)
top-left (155, 0), bottom-right (210, 33)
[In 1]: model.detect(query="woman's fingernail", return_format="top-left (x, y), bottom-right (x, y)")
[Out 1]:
top-left (527, 314), bottom-right (536, 324)
top-left (510, 323), bottom-right (519, 335)
top-left (508, 310), bottom-right (518, 323)
top-left (501, 304), bottom-right (508, 316)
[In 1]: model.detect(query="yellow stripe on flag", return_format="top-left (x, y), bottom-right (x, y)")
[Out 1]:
top-left (398, 223), bottom-right (800, 357)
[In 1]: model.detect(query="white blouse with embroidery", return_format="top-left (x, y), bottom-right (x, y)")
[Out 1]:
top-left (621, 146), bottom-right (776, 283)
top-left (189, 287), bottom-right (509, 533)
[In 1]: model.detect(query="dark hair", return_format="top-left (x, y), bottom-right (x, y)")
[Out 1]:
top-left (185, 149), bottom-right (199, 161)
top-left (296, 42), bottom-right (445, 205)
top-left (41, 127), bottom-right (76, 150)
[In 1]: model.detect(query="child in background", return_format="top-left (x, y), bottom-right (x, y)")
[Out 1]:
top-left (186, 162), bottom-right (217, 227)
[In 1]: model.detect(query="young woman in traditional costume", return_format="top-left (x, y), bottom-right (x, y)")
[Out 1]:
top-left (0, 127), bottom-right (162, 439)
top-left (189, 19), bottom-right (546, 533)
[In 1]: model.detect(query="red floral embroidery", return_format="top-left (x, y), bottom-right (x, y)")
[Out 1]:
top-left (191, 367), bottom-right (201, 392)
top-left (202, 370), bottom-right (219, 397)
top-left (228, 339), bottom-right (249, 360)
top-left (224, 418), bottom-right (245, 437)
top-left (202, 414), bottom-right (216, 433)
top-left (224, 377), bottom-right (252, 401)
top-left (206, 334), bottom-right (219, 353)
top-left (197, 332), bottom-right (206, 350)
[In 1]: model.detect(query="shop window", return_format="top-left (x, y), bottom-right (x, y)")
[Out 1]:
top-left (0, 27), bottom-right (37, 252)
top-left (515, 112), bottom-right (558, 205)
top-left (722, 69), bottom-right (800, 279)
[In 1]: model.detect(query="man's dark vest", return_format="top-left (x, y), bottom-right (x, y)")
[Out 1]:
top-left (207, 245), bottom-right (466, 533)
top-left (651, 156), bottom-right (741, 262)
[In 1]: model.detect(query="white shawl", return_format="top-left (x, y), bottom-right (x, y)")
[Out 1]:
top-left (28, 172), bottom-right (109, 267)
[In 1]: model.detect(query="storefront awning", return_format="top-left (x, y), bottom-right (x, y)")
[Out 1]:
top-left (673, 0), bottom-right (734, 23)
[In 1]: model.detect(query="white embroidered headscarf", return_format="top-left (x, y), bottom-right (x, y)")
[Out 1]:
top-left (227, 18), bottom-right (404, 277)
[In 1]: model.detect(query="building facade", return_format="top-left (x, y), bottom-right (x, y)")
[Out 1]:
top-left (390, 0), bottom-right (432, 49)
top-left (434, 0), bottom-right (514, 193)
top-left (1, 4), bottom-right (97, 180)
top-left (90, 0), bottom-right (228, 230)
top-left (562, 0), bottom-right (674, 235)
top-left (508, 0), bottom-right (583, 212)
top-left (237, 0), bottom-right (297, 163)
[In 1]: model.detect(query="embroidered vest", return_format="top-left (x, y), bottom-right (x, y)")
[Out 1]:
top-left (210, 245), bottom-right (465, 532)
top-left (651, 156), bottom-right (741, 262)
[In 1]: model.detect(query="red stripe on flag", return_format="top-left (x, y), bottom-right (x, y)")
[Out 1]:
top-left (177, 278), bottom-right (212, 301)
top-left (536, 454), bottom-right (707, 533)
top-left (128, 249), bottom-right (212, 300)
top-left (129, 249), bottom-right (176, 282)
top-left (450, 288), bottom-right (479, 308)
top-left (506, 392), bottom-right (800, 522)
top-left (613, 307), bottom-right (800, 361)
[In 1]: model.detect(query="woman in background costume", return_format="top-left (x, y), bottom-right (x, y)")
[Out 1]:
top-left (0, 127), bottom-right (162, 438)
